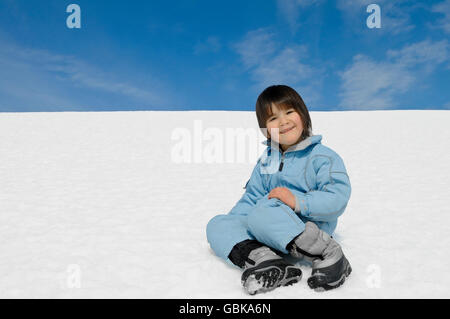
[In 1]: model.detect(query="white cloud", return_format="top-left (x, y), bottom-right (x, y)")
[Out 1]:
top-left (250, 46), bottom-right (313, 86)
top-left (386, 39), bottom-right (450, 72)
top-left (0, 39), bottom-right (165, 110)
top-left (339, 39), bottom-right (450, 109)
top-left (0, 46), bottom-right (73, 110)
top-left (338, 55), bottom-right (413, 109)
top-left (233, 28), bottom-right (321, 103)
top-left (233, 28), bottom-right (278, 68)
top-left (431, 0), bottom-right (450, 34)
top-left (276, 0), bottom-right (324, 32)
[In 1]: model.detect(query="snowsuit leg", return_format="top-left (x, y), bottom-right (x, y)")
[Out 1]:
top-left (247, 197), bottom-right (305, 254)
top-left (206, 214), bottom-right (255, 262)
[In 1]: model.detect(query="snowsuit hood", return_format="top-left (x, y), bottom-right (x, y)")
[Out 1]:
top-left (262, 135), bottom-right (323, 154)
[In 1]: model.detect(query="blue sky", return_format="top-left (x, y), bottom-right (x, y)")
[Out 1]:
top-left (0, 0), bottom-right (449, 112)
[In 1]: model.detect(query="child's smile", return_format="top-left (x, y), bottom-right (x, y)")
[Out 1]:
top-left (280, 125), bottom-right (296, 134)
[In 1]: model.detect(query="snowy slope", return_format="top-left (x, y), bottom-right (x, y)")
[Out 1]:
top-left (0, 110), bottom-right (449, 298)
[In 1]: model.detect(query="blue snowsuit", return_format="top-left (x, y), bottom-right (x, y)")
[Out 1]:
top-left (206, 135), bottom-right (351, 265)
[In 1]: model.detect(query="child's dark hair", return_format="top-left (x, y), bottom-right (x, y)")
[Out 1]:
top-left (255, 85), bottom-right (312, 141)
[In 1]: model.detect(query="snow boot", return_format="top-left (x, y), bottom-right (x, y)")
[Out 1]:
top-left (288, 222), bottom-right (352, 291)
top-left (240, 246), bottom-right (303, 295)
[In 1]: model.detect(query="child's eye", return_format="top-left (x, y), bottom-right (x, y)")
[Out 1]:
top-left (287, 110), bottom-right (294, 114)
top-left (268, 117), bottom-right (276, 121)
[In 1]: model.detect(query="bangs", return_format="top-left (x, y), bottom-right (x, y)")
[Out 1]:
top-left (266, 102), bottom-right (293, 116)
top-left (260, 102), bottom-right (296, 126)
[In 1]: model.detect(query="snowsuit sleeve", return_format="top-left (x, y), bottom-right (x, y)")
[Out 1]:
top-left (228, 160), bottom-right (267, 216)
top-left (291, 152), bottom-right (351, 222)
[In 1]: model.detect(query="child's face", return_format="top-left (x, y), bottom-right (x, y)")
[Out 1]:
top-left (266, 103), bottom-right (304, 151)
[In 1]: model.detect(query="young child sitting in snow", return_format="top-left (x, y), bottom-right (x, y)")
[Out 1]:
top-left (206, 85), bottom-right (352, 294)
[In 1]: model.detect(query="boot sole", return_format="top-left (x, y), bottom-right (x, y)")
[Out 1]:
top-left (243, 265), bottom-right (302, 295)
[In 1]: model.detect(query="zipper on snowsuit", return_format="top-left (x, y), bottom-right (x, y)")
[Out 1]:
top-left (278, 152), bottom-right (285, 171)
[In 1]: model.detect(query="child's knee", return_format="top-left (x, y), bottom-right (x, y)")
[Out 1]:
top-left (247, 202), bottom-right (277, 235)
top-left (206, 214), bottom-right (227, 241)
top-left (254, 195), bottom-right (277, 207)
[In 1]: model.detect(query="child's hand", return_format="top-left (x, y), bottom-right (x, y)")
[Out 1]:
top-left (268, 187), bottom-right (296, 210)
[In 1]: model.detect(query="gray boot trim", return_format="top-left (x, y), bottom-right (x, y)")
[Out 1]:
top-left (244, 246), bottom-right (282, 269)
top-left (312, 241), bottom-right (343, 269)
top-left (293, 222), bottom-right (344, 270)
top-left (294, 222), bottom-right (331, 256)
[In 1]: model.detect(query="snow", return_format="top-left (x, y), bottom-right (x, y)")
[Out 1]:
top-left (0, 110), bottom-right (449, 298)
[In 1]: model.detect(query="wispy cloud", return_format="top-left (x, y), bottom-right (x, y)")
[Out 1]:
top-left (276, 0), bottom-right (324, 32)
top-left (0, 38), bottom-right (166, 111)
top-left (339, 39), bottom-right (450, 109)
top-left (338, 55), bottom-right (414, 109)
top-left (431, 0), bottom-right (450, 34)
top-left (277, 0), bottom-right (417, 34)
top-left (194, 36), bottom-right (222, 55)
top-left (233, 28), bottom-right (322, 103)
top-left (386, 39), bottom-right (450, 71)
top-left (233, 28), bottom-right (278, 68)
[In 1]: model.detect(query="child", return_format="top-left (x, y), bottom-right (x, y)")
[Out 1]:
top-left (206, 85), bottom-right (352, 294)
